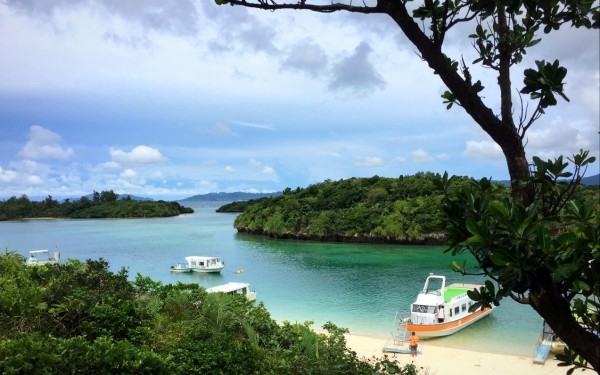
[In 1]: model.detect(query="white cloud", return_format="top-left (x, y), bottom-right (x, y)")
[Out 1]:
top-left (462, 141), bottom-right (503, 160)
top-left (26, 175), bottom-right (43, 185)
top-left (109, 145), bottom-right (165, 165)
top-left (18, 125), bottom-right (74, 161)
top-left (526, 117), bottom-right (599, 160)
top-left (412, 149), bottom-right (433, 162)
top-left (231, 120), bottom-right (274, 130)
top-left (224, 166), bottom-right (235, 173)
top-left (353, 156), bottom-right (383, 168)
top-left (282, 39), bottom-right (328, 78)
top-left (262, 166), bottom-right (275, 174)
top-left (120, 169), bottom-right (137, 180)
top-left (0, 166), bottom-right (17, 182)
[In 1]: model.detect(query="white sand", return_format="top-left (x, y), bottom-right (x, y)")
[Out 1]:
top-left (344, 333), bottom-right (586, 375)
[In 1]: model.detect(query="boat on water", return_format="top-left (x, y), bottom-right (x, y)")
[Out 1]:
top-left (169, 263), bottom-right (192, 273)
top-left (397, 273), bottom-right (495, 338)
top-left (206, 282), bottom-right (257, 302)
top-left (25, 249), bottom-right (60, 266)
top-left (533, 320), bottom-right (566, 365)
top-left (184, 256), bottom-right (224, 273)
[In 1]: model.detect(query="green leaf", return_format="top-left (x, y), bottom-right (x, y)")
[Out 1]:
top-left (490, 253), bottom-right (511, 266)
top-left (465, 217), bottom-right (480, 236)
top-left (489, 200), bottom-right (509, 218)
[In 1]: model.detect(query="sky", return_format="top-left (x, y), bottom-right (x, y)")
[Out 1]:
top-left (0, 1), bottom-right (598, 201)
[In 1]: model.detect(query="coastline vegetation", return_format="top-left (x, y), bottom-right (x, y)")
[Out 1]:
top-left (0, 190), bottom-right (193, 220)
top-left (0, 253), bottom-right (417, 374)
top-left (221, 172), bottom-right (599, 245)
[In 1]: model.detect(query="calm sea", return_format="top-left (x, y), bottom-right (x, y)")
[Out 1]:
top-left (0, 202), bottom-right (541, 356)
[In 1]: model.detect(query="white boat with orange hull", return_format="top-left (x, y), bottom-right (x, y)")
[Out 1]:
top-left (398, 274), bottom-right (495, 338)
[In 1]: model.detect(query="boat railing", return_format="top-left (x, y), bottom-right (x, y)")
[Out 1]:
top-left (393, 311), bottom-right (410, 326)
top-left (390, 311), bottom-right (411, 346)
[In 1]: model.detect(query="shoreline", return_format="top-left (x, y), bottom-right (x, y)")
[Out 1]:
top-left (343, 333), bottom-right (585, 375)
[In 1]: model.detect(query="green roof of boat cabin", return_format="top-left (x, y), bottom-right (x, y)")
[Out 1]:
top-left (444, 285), bottom-right (473, 302)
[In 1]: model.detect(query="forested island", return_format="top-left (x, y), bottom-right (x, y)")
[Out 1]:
top-left (0, 190), bottom-right (193, 220)
top-left (219, 172), bottom-right (600, 245)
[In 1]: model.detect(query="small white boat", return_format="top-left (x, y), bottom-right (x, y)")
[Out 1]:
top-left (398, 273), bottom-right (495, 338)
top-left (206, 282), bottom-right (257, 301)
top-left (25, 249), bottom-right (60, 266)
top-left (170, 263), bottom-right (192, 273)
top-left (185, 256), bottom-right (224, 273)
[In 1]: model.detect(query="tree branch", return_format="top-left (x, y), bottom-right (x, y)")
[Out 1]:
top-left (224, 0), bottom-right (383, 14)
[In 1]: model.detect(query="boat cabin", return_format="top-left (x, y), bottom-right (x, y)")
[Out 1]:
top-left (184, 256), bottom-right (225, 273)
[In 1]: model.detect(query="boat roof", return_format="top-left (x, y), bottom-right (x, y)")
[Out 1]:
top-left (185, 256), bottom-right (220, 260)
top-left (206, 282), bottom-right (249, 293)
top-left (29, 249), bottom-right (49, 254)
top-left (444, 283), bottom-right (483, 302)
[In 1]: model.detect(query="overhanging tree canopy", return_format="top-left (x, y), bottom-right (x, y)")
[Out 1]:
top-left (215, 0), bottom-right (600, 371)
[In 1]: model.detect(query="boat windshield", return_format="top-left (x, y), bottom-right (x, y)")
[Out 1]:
top-left (412, 304), bottom-right (436, 314)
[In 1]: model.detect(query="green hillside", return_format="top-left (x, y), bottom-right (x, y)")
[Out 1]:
top-left (227, 172), bottom-right (469, 244)
top-left (223, 172), bottom-right (600, 245)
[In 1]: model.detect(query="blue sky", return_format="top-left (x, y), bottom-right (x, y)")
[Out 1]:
top-left (0, 1), bottom-right (598, 201)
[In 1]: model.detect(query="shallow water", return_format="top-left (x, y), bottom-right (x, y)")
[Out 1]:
top-left (0, 202), bottom-right (541, 356)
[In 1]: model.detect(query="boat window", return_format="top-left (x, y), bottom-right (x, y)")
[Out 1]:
top-left (454, 307), bottom-right (460, 315)
top-left (412, 305), bottom-right (435, 314)
top-left (462, 304), bottom-right (467, 312)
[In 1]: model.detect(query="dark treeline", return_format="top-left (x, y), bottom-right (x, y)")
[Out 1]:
top-left (0, 253), bottom-right (415, 374)
top-left (222, 172), bottom-right (600, 245)
top-left (0, 190), bottom-right (194, 220)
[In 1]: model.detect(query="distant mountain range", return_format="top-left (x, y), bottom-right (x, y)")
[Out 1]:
top-left (179, 192), bottom-right (282, 202)
top-left (582, 173), bottom-right (600, 185)
top-left (495, 173), bottom-right (599, 187)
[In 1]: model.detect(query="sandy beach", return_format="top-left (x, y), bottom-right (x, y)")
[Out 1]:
top-left (344, 333), bottom-right (587, 375)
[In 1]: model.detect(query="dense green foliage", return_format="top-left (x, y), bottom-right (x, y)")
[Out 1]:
top-left (230, 173), bottom-right (466, 244)
top-left (228, 172), bottom-right (599, 245)
top-left (216, 199), bottom-right (259, 212)
top-left (0, 191), bottom-right (193, 220)
top-left (0, 253), bottom-right (421, 374)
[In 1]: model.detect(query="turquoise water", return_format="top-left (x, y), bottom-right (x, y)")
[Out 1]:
top-left (0, 202), bottom-right (541, 356)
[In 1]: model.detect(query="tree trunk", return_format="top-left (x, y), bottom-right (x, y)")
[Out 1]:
top-left (530, 289), bottom-right (600, 372)
top-left (499, 134), bottom-right (534, 205)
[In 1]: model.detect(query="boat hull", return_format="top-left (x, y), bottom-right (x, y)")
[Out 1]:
top-left (190, 266), bottom-right (224, 273)
top-left (170, 263), bottom-right (192, 273)
top-left (406, 306), bottom-right (493, 338)
top-left (170, 268), bottom-right (192, 273)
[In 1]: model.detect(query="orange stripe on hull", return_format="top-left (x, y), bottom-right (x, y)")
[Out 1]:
top-left (406, 307), bottom-right (493, 337)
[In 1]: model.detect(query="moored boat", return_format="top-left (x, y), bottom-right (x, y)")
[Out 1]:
top-left (169, 263), bottom-right (192, 273)
top-left (185, 256), bottom-right (224, 273)
top-left (206, 282), bottom-right (257, 301)
top-left (25, 249), bottom-right (60, 266)
top-left (398, 273), bottom-right (495, 338)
